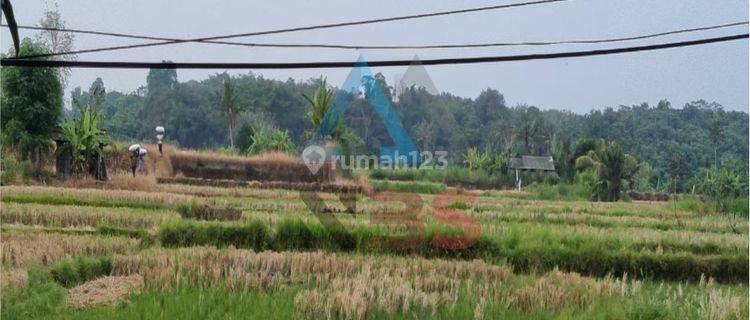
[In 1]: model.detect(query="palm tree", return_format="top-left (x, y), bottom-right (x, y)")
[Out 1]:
top-left (303, 81), bottom-right (335, 141)
top-left (303, 82), bottom-right (361, 164)
top-left (216, 76), bottom-right (245, 149)
top-left (575, 139), bottom-right (637, 201)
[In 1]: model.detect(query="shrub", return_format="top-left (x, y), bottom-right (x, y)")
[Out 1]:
top-left (0, 154), bottom-right (32, 185)
top-left (50, 256), bottom-right (112, 288)
top-left (273, 219), bottom-right (315, 251)
top-left (247, 128), bottom-right (296, 155)
top-left (694, 167), bottom-right (748, 215)
top-left (671, 197), bottom-right (709, 214)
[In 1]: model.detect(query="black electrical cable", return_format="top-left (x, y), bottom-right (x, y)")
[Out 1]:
top-left (1, 33), bottom-right (746, 69)
top-left (6, 21), bottom-right (747, 51)
top-left (7, 0), bottom-right (570, 59)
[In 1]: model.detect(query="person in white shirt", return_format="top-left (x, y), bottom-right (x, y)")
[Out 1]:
top-left (155, 126), bottom-right (165, 155)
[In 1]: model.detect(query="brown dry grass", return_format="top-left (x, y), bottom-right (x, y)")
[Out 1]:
top-left (112, 248), bottom-right (508, 293)
top-left (1, 202), bottom-right (174, 229)
top-left (504, 268), bottom-right (628, 312)
top-left (1, 268), bottom-right (28, 290)
top-left (109, 248), bottom-right (653, 318)
top-left (1, 231), bottom-right (138, 267)
top-left (172, 150), bottom-right (299, 167)
top-left (2, 185), bottom-right (192, 206)
top-left (67, 274), bottom-right (144, 308)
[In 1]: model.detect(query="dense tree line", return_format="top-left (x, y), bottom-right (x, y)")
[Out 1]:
top-left (67, 68), bottom-right (748, 192)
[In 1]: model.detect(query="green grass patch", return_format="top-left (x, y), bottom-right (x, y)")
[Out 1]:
top-left (159, 219), bottom-right (269, 251)
top-left (371, 179), bottom-right (447, 194)
top-left (370, 167), bottom-right (509, 189)
top-left (1, 194), bottom-right (167, 210)
top-left (50, 256), bottom-right (112, 288)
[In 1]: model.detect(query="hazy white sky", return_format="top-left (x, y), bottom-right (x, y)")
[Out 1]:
top-left (2, 0), bottom-right (748, 113)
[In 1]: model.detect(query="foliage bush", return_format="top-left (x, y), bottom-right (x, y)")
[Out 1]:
top-left (1, 39), bottom-right (63, 173)
top-left (50, 256), bottom-right (112, 288)
top-left (694, 167), bottom-right (748, 216)
top-left (529, 170), bottom-right (598, 201)
top-left (0, 154), bottom-right (32, 185)
top-left (246, 127), bottom-right (296, 155)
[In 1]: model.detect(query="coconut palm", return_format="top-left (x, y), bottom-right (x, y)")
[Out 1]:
top-left (303, 81), bottom-right (335, 140)
top-left (575, 139), bottom-right (637, 201)
top-left (216, 76), bottom-right (246, 150)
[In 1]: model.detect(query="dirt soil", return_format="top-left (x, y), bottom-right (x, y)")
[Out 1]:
top-left (67, 274), bottom-right (144, 308)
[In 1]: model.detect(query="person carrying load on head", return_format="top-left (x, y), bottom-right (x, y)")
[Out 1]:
top-left (155, 126), bottom-right (165, 155)
top-left (128, 144), bottom-right (147, 176)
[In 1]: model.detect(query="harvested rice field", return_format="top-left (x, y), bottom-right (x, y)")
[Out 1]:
top-left (1, 181), bottom-right (747, 319)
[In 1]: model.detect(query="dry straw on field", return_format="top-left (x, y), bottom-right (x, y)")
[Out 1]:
top-left (109, 248), bottom-right (656, 319)
top-left (112, 248), bottom-right (508, 292)
top-left (158, 177), bottom-right (363, 194)
top-left (1, 202), bottom-right (174, 229)
top-left (169, 150), bottom-right (334, 183)
top-left (2, 185), bottom-right (192, 207)
top-left (504, 268), bottom-right (627, 312)
top-left (1, 232), bottom-right (138, 267)
top-left (67, 274), bottom-right (144, 308)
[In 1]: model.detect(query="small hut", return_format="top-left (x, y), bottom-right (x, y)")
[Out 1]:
top-left (508, 155), bottom-right (555, 190)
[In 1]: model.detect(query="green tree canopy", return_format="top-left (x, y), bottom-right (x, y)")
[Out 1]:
top-left (1, 38), bottom-right (62, 167)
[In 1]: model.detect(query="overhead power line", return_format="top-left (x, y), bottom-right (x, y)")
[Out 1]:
top-left (2, 33), bottom-right (746, 69)
top-left (5, 20), bottom-right (747, 52)
top-left (7, 0), bottom-right (569, 59)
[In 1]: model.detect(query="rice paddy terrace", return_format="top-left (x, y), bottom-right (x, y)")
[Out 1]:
top-left (1, 167), bottom-right (748, 319)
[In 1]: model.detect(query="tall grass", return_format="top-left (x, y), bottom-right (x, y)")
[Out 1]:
top-left (50, 256), bottom-right (112, 288)
top-left (155, 218), bottom-right (748, 282)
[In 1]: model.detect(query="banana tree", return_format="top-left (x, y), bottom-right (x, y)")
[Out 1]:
top-left (59, 102), bottom-right (109, 173)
